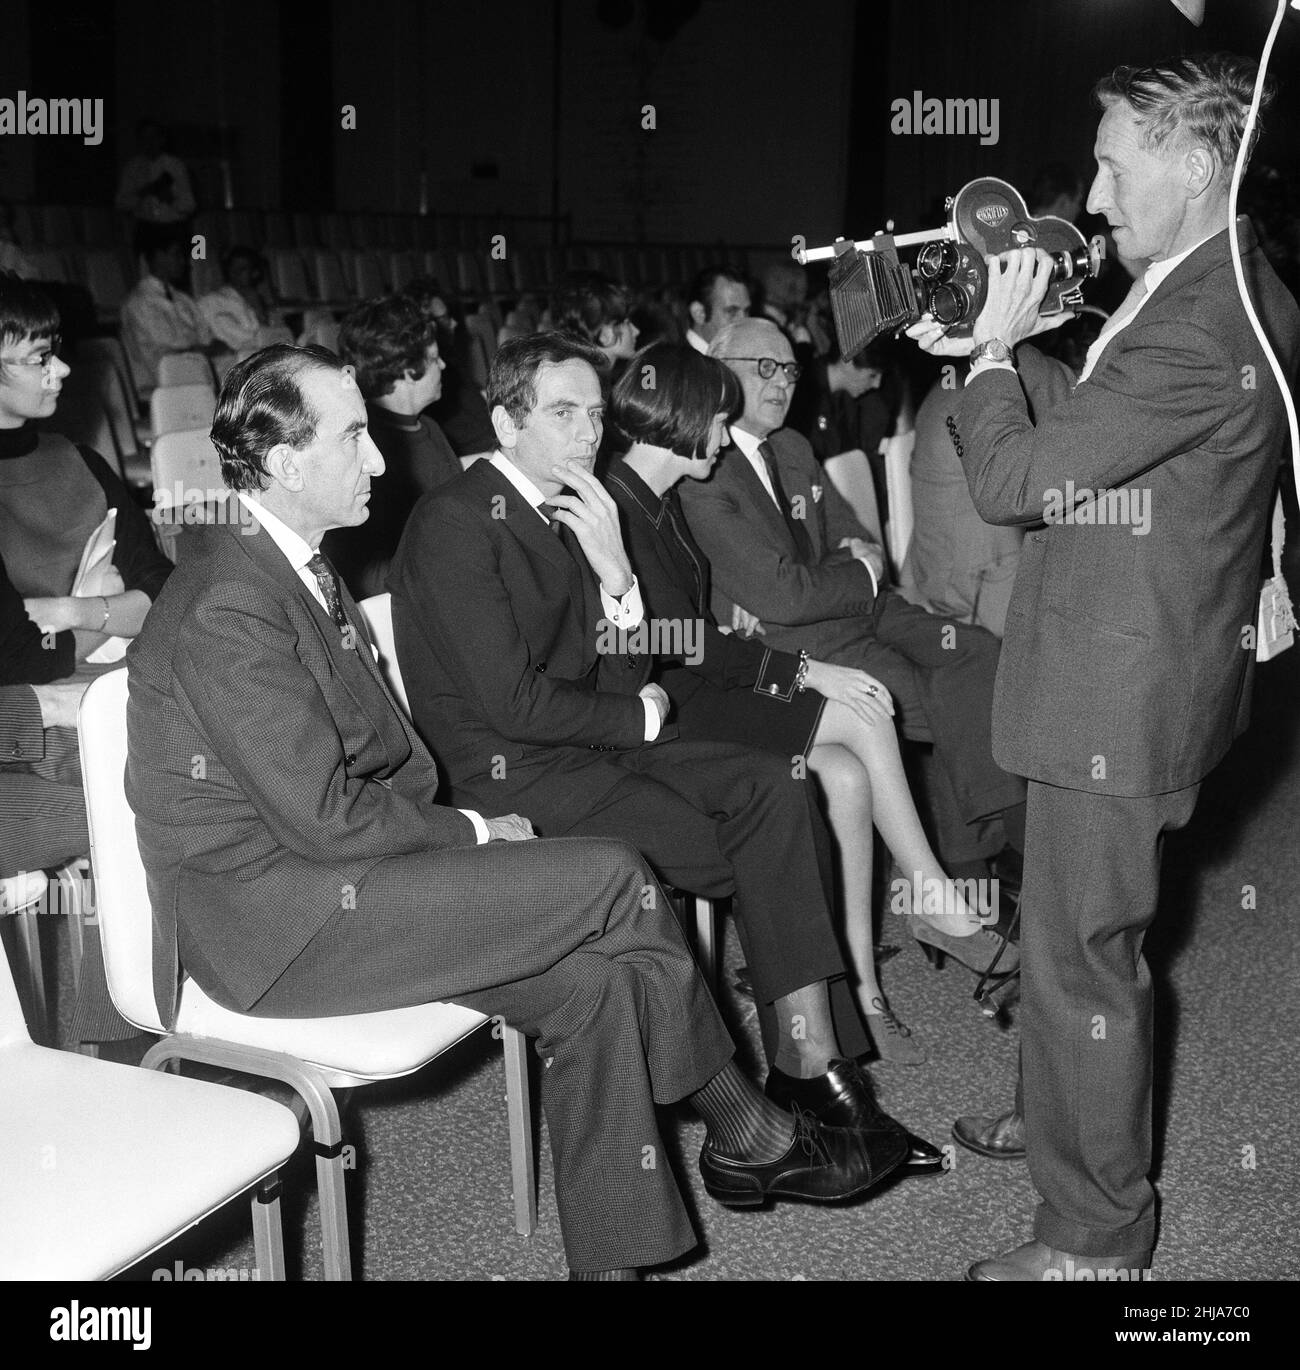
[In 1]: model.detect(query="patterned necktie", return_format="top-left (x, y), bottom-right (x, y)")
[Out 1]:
top-left (758, 441), bottom-right (814, 564)
top-left (306, 552), bottom-right (348, 628)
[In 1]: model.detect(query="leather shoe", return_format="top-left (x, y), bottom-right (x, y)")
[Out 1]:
top-left (967, 1238), bottom-right (1151, 1282)
top-left (699, 1107), bottom-right (906, 1208)
top-left (765, 1059), bottom-right (943, 1176)
top-left (952, 1108), bottom-right (1026, 1160)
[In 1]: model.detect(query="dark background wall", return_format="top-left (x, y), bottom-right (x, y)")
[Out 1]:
top-left (1, 0), bottom-right (1296, 247)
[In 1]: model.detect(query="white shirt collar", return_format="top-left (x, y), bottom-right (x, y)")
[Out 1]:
top-left (489, 451), bottom-right (551, 521)
top-left (235, 491), bottom-right (318, 572)
top-left (729, 426), bottom-right (765, 460)
top-left (1141, 227), bottom-right (1224, 296)
top-left (686, 327), bottom-right (710, 355)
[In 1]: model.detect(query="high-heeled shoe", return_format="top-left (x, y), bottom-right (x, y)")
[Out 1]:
top-left (910, 918), bottom-right (1020, 976)
top-left (865, 995), bottom-right (926, 1065)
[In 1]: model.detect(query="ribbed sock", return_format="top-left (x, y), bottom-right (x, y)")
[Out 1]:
top-left (690, 1058), bottom-right (796, 1160)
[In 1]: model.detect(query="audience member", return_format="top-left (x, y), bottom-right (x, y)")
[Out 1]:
top-left (0, 202), bottom-right (37, 279)
top-left (679, 318), bottom-right (1027, 964)
top-left (389, 332), bottom-right (939, 1171)
top-left (115, 118), bottom-right (196, 251)
top-left (605, 343), bottom-right (1010, 1064)
top-left (553, 270), bottom-right (640, 379)
top-left (404, 275), bottom-right (496, 461)
top-left (198, 246), bottom-right (294, 359)
top-left (321, 293), bottom-right (461, 597)
top-left (0, 272), bottom-right (172, 1054)
top-left (127, 341), bottom-right (908, 1281)
top-left (120, 229), bottom-right (222, 397)
top-left (686, 266), bottom-right (750, 354)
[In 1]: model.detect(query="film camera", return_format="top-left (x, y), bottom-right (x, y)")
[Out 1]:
top-left (802, 177), bottom-right (1105, 359)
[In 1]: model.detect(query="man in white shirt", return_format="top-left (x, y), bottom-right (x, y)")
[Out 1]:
top-left (198, 247), bottom-right (293, 358)
top-left (120, 234), bottom-right (220, 396)
top-left (685, 265), bottom-right (750, 354)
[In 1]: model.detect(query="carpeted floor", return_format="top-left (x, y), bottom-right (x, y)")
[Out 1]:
top-left (32, 562), bottom-right (1300, 1284)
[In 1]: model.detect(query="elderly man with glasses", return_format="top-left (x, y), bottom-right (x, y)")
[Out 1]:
top-left (679, 318), bottom-right (1028, 974)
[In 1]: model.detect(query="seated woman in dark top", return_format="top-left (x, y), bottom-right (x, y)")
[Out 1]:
top-left (604, 343), bottom-right (1013, 1064)
top-left (323, 292), bottom-right (464, 598)
top-left (0, 270), bottom-right (173, 1053)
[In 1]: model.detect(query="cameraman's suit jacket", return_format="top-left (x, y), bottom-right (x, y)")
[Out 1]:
top-left (953, 221), bottom-right (1300, 796)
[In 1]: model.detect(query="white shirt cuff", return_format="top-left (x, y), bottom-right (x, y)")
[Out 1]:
top-left (965, 359), bottom-right (1017, 384)
top-left (641, 694), bottom-right (662, 741)
top-left (599, 575), bottom-right (644, 629)
top-left (458, 809), bottom-right (490, 844)
top-left (854, 557), bottom-right (879, 596)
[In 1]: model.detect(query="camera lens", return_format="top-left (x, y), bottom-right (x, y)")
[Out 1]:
top-left (918, 240), bottom-right (959, 282)
top-left (927, 282), bottom-right (969, 325)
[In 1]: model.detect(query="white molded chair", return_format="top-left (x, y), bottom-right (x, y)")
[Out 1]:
top-left (150, 428), bottom-right (227, 560)
top-left (150, 383), bottom-right (216, 439)
top-left (882, 429), bottom-right (916, 577)
top-left (358, 594), bottom-right (720, 984)
top-left (78, 669), bottom-right (536, 1280)
top-left (1, 864), bottom-right (91, 1045)
top-left (823, 448), bottom-right (885, 548)
top-left (157, 351), bottom-right (214, 389)
top-left (0, 936), bottom-right (300, 1281)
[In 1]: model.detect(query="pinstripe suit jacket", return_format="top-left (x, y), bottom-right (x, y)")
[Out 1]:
top-left (126, 505), bottom-right (477, 1022)
top-left (952, 221), bottom-right (1300, 796)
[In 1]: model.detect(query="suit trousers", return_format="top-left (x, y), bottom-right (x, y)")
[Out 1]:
top-left (550, 739), bottom-right (870, 1063)
top-left (247, 836), bottom-right (733, 1272)
top-left (1021, 778), bottom-right (1200, 1260)
top-left (837, 594), bottom-right (1026, 865)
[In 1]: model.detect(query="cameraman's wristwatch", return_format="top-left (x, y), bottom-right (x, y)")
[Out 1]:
top-left (970, 338), bottom-right (1015, 366)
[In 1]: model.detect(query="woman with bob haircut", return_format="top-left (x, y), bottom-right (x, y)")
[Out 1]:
top-left (604, 342), bottom-right (1016, 1064)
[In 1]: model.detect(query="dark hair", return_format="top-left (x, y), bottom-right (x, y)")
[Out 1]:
top-left (488, 331), bottom-right (607, 427)
top-left (402, 275), bottom-right (447, 312)
top-left (553, 270), bottom-right (630, 344)
top-left (0, 271), bottom-right (60, 349)
top-left (339, 293), bottom-right (440, 400)
top-left (689, 265), bottom-right (746, 314)
top-left (1094, 53), bottom-right (1272, 175)
top-left (221, 245), bottom-right (265, 282)
top-left (608, 342), bottom-right (742, 461)
top-left (211, 344), bottom-right (344, 492)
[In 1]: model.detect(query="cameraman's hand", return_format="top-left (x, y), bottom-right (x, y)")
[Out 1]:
top-left (973, 248), bottom-right (1073, 347)
top-left (484, 814), bottom-right (536, 842)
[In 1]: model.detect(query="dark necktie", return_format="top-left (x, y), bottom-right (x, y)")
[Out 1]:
top-left (540, 504), bottom-right (581, 561)
top-left (758, 440), bottom-right (814, 564)
top-left (306, 552), bottom-right (349, 628)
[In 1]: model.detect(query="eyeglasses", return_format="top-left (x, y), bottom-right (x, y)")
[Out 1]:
top-left (718, 356), bottom-right (802, 382)
top-left (0, 338), bottom-right (62, 372)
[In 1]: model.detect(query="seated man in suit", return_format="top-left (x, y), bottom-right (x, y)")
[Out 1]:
top-left (322, 293), bottom-right (463, 598)
top-left (126, 343), bottom-right (907, 1282)
top-left (390, 332), bottom-right (939, 1172)
top-left (678, 318), bottom-right (1027, 969)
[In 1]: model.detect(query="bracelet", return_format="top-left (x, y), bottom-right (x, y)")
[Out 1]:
top-left (99, 596), bottom-right (110, 630)
top-left (794, 649), bottom-right (810, 693)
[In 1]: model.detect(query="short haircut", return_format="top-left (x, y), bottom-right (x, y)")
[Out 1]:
top-left (0, 271), bottom-right (60, 349)
top-left (210, 343), bottom-right (344, 492)
top-left (553, 271), bottom-right (630, 343)
top-left (707, 317), bottom-right (786, 361)
top-left (608, 342), bottom-right (741, 461)
top-left (1094, 53), bottom-right (1272, 176)
top-left (339, 293), bottom-right (440, 399)
top-left (488, 331), bottom-right (607, 427)
top-left (689, 265), bottom-right (746, 313)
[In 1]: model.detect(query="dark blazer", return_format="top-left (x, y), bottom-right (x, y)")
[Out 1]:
top-left (126, 505), bottom-right (477, 1020)
top-left (389, 457), bottom-right (654, 835)
top-left (677, 426), bottom-right (882, 662)
top-left (953, 221), bottom-right (1300, 796)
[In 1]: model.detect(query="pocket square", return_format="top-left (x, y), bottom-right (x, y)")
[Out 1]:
top-left (811, 484), bottom-right (823, 503)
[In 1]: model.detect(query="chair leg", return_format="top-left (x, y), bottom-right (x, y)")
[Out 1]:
top-left (55, 862), bottom-right (88, 997)
top-left (14, 907), bottom-right (49, 1044)
top-left (501, 1024), bottom-right (536, 1237)
top-left (694, 896), bottom-right (717, 986)
top-left (142, 1036), bottom-right (354, 1280)
top-left (251, 1171), bottom-right (287, 1281)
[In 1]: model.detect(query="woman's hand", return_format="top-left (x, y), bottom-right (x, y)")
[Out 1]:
top-left (24, 596), bottom-right (89, 634)
top-left (730, 603), bottom-right (765, 638)
top-left (803, 659), bottom-right (894, 727)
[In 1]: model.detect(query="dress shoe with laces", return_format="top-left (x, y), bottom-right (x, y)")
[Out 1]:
top-left (699, 1106), bottom-right (907, 1208)
top-left (951, 1107), bottom-right (1026, 1160)
top-left (765, 1059), bottom-right (944, 1177)
top-left (967, 1239), bottom-right (1151, 1282)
